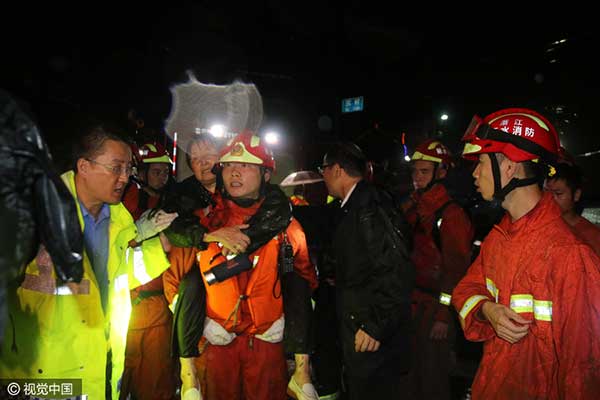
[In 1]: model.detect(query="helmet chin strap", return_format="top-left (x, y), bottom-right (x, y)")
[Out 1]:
top-left (489, 153), bottom-right (539, 206)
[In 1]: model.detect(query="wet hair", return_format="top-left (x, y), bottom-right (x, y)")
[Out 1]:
top-left (547, 162), bottom-right (584, 193)
top-left (323, 141), bottom-right (367, 178)
top-left (72, 125), bottom-right (127, 172)
top-left (494, 152), bottom-right (547, 184)
top-left (185, 134), bottom-right (219, 168)
top-left (522, 161), bottom-right (547, 183)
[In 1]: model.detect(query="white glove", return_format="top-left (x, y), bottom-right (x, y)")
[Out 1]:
top-left (255, 314), bottom-right (285, 343)
top-left (134, 209), bottom-right (178, 242)
top-left (203, 317), bottom-right (236, 346)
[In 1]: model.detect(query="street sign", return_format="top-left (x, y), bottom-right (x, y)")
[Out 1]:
top-left (341, 96), bottom-right (364, 113)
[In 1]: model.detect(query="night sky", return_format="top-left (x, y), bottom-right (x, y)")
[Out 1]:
top-left (3, 5), bottom-right (599, 196)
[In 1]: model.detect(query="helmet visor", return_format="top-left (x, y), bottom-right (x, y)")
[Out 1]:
top-left (461, 115), bottom-right (484, 143)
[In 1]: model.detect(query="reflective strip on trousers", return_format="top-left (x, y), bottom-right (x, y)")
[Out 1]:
top-left (439, 292), bottom-right (452, 306)
top-left (486, 278), bottom-right (498, 302)
top-left (459, 295), bottom-right (489, 320)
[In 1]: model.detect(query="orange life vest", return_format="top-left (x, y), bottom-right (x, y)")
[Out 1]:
top-left (197, 240), bottom-right (284, 335)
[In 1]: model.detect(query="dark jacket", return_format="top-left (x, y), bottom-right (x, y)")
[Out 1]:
top-left (163, 176), bottom-right (293, 253)
top-left (332, 180), bottom-right (414, 377)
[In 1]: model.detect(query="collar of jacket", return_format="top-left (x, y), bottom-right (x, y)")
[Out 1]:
top-left (494, 191), bottom-right (562, 240)
top-left (340, 179), bottom-right (369, 210)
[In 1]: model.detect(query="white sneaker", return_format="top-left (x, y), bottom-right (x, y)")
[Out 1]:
top-left (287, 376), bottom-right (319, 400)
top-left (182, 388), bottom-right (202, 400)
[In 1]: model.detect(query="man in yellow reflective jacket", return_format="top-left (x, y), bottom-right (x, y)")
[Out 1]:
top-left (0, 126), bottom-right (175, 400)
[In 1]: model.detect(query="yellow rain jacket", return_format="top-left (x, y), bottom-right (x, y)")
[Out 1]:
top-left (0, 170), bottom-right (170, 400)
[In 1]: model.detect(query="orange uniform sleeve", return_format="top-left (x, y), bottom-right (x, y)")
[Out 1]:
top-left (163, 246), bottom-right (198, 305)
top-left (451, 252), bottom-right (495, 342)
top-left (436, 204), bottom-right (474, 322)
top-left (287, 218), bottom-right (318, 291)
top-left (552, 245), bottom-right (600, 398)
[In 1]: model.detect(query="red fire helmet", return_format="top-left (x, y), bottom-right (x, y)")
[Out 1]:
top-left (219, 130), bottom-right (276, 171)
top-left (138, 142), bottom-right (173, 164)
top-left (461, 108), bottom-right (560, 163)
top-left (411, 139), bottom-right (453, 165)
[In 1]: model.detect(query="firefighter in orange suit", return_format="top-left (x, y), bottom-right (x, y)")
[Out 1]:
top-left (543, 147), bottom-right (600, 257)
top-left (400, 139), bottom-right (474, 399)
top-left (122, 142), bottom-right (173, 220)
top-left (121, 142), bottom-right (178, 400)
top-left (166, 131), bottom-right (318, 400)
top-left (452, 108), bottom-right (600, 399)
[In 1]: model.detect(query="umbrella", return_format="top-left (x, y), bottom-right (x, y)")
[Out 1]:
top-left (279, 170), bottom-right (324, 187)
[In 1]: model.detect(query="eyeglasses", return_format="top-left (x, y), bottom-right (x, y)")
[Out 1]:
top-left (86, 158), bottom-right (133, 177)
top-left (317, 164), bottom-right (332, 174)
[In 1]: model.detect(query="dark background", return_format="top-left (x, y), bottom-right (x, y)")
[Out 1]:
top-left (3, 4), bottom-right (599, 198)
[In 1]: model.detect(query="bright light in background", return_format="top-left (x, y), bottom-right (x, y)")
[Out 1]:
top-left (404, 155), bottom-right (411, 162)
top-left (440, 114), bottom-right (449, 121)
top-left (209, 124), bottom-right (226, 138)
top-left (264, 131), bottom-right (279, 145)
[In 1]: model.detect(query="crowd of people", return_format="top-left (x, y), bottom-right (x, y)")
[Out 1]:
top-left (1, 91), bottom-right (600, 400)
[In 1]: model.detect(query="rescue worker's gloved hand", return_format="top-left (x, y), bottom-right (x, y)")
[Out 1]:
top-left (134, 209), bottom-right (178, 242)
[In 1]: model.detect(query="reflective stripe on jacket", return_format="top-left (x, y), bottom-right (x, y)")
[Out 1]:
top-left (452, 193), bottom-right (600, 399)
top-left (0, 170), bottom-right (169, 400)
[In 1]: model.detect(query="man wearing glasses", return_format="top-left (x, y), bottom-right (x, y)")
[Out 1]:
top-left (0, 125), bottom-right (177, 400)
top-left (319, 142), bottom-right (414, 400)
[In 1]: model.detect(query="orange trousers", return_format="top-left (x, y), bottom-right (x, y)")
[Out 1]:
top-left (121, 321), bottom-right (178, 400)
top-left (200, 335), bottom-right (287, 400)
